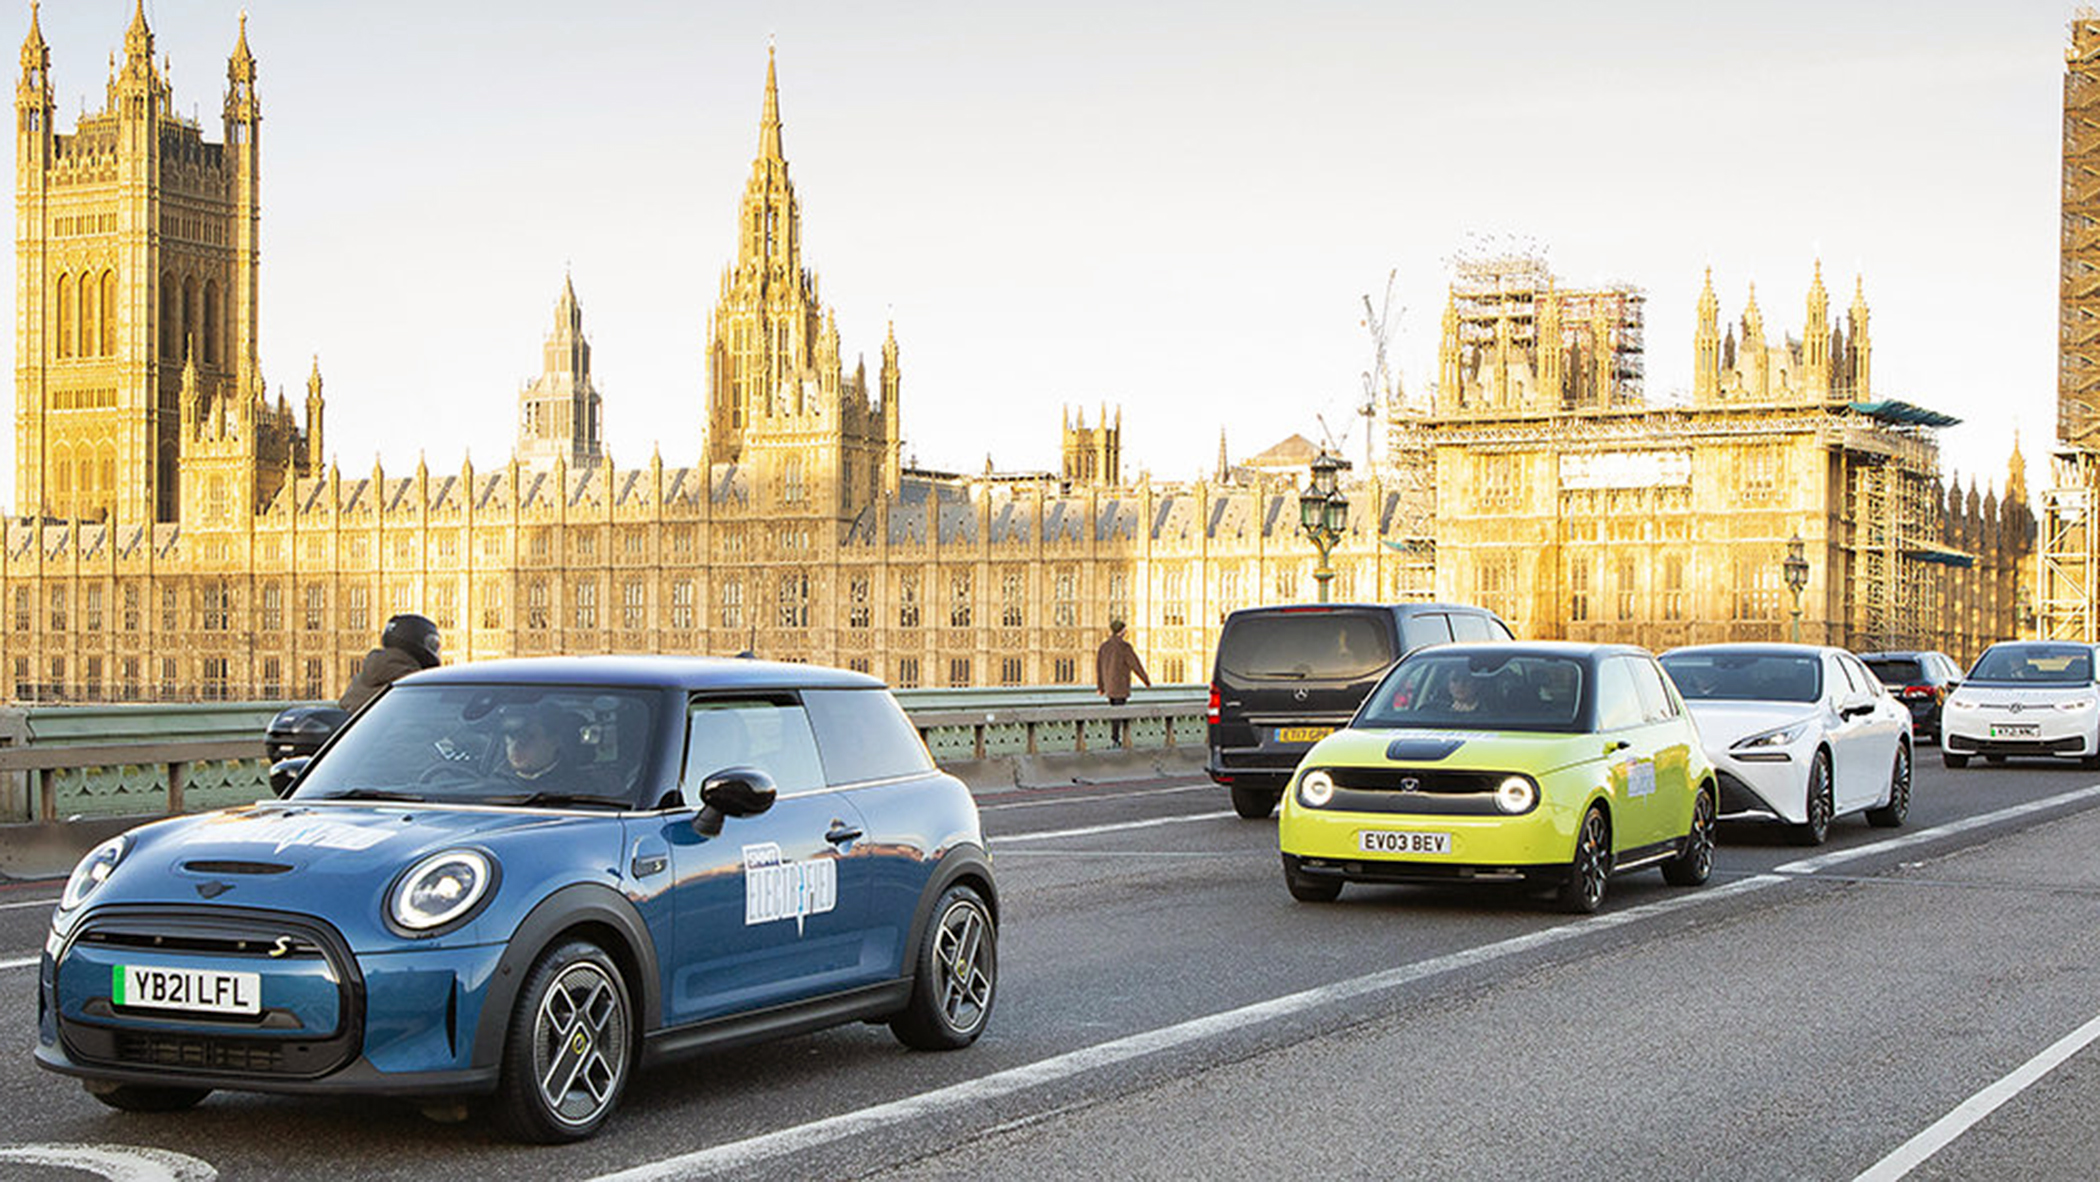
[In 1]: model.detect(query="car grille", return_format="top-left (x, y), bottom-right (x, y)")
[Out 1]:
top-left (1311, 767), bottom-right (1525, 816)
top-left (58, 906), bottom-right (363, 1082)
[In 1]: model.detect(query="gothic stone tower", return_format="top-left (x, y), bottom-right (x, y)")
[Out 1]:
top-left (14, 4), bottom-right (302, 525)
top-left (515, 274), bottom-right (603, 473)
top-left (703, 49), bottom-right (901, 522)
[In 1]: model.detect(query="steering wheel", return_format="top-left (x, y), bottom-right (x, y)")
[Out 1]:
top-left (417, 762), bottom-right (479, 785)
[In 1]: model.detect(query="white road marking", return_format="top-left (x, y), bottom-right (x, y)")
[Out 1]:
top-left (0, 1143), bottom-right (216, 1181)
top-left (991, 811), bottom-right (1238, 844)
top-left (0, 896), bottom-right (60, 912)
top-left (1852, 1007), bottom-right (2100, 1181)
top-left (589, 781), bottom-right (2100, 1180)
top-left (978, 783), bottom-right (1212, 812)
top-left (0, 955), bottom-right (39, 971)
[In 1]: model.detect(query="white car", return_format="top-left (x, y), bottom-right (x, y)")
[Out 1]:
top-left (1941, 641), bottom-right (2100, 770)
top-left (1659, 644), bottom-right (1912, 845)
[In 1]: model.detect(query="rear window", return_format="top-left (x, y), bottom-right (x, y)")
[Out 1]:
top-left (1217, 611), bottom-right (1396, 681)
top-left (803, 688), bottom-right (934, 784)
top-left (1863, 658), bottom-right (1924, 685)
top-left (1400, 613), bottom-right (1454, 652)
top-left (1968, 645), bottom-right (2094, 685)
top-left (1449, 614), bottom-right (1496, 642)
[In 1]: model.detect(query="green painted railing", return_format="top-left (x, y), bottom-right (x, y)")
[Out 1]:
top-left (0, 686), bottom-right (1208, 823)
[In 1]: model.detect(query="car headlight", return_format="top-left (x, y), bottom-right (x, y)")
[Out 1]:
top-left (2059, 699), bottom-right (2097, 712)
top-left (1732, 722), bottom-right (1811, 754)
top-left (1299, 770), bottom-right (1336, 807)
top-left (1494, 776), bottom-right (1537, 814)
top-left (1948, 696), bottom-right (1975, 711)
top-left (390, 849), bottom-right (494, 931)
top-left (59, 835), bottom-right (129, 911)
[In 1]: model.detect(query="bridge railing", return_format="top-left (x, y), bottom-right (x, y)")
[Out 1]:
top-left (0, 686), bottom-right (1211, 824)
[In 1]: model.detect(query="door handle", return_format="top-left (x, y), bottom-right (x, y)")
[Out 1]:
top-left (825, 824), bottom-right (863, 845)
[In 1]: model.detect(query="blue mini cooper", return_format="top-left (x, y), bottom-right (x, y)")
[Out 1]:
top-left (35, 657), bottom-right (998, 1141)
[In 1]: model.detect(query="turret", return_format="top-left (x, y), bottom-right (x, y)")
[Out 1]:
top-left (1693, 267), bottom-right (1720, 404)
top-left (1804, 261), bottom-right (1830, 399)
top-left (1849, 276), bottom-right (1872, 398)
top-left (1535, 283), bottom-right (1562, 409)
top-left (1741, 283), bottom-right (1768, 400)
top-left (306, 355), bottom-right (326, 466)
top-left (224, 12), bottom-right (261, 401)
top-left (880, 321), bottom-right (901, 495)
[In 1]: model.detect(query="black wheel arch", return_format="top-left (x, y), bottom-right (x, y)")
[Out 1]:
top-left (469, 882), bottom-right (662, 1071)
top-left (900, 843), bottom-right (998, 977)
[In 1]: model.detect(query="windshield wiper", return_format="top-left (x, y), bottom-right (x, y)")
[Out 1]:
top-left (1248, 669), bottom-right (1309, 679)
top-left (484, 791), bottom-right (628, 810)
top-left (321, 788), bottom-right (426, 803)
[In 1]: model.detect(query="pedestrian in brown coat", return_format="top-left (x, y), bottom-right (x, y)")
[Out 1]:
top-left (1095, 619), bottom-right (1151, 744)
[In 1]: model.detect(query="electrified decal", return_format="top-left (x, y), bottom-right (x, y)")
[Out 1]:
top-left (742, 842), bottom-right (836, 934)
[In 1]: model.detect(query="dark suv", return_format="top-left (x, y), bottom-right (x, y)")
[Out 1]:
top-left (1858, 649), bottom-right (1962, 741)
top-left (1207, 602), bottom-right (1514, 818)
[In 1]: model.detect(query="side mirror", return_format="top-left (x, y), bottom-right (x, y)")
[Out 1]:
top-left (693, 766), bottom-right (777, 837)
top-left (268, 756), bottom-right (311, 799)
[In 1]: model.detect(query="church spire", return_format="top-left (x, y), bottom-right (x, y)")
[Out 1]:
top-left (759, 44), bottom-right (783, 161)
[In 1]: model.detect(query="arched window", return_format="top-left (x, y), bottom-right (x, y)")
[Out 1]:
top-left (79, 270), bottom-right (98, 357)
top-left (99, 447), bottom-right (115, 498)
top-left (101, 271), bottom-right (117, 356)
top-left (159, 273), bottom-right (177, 360)
top-left (52, 444), bottom-right (71, 496)
top-left (56, 273), bottom-right (73, 359)
top-left (181, 276), bottom-right (198, 362)
top-left (203, 280), bottom-right (220, 366)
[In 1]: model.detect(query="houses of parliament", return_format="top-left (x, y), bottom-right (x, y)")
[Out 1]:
top-left (1, 6), bottom-right (2031, 704)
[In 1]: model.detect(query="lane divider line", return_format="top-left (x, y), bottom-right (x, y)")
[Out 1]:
top-left (1852, 1006), bottom-right (2100, 1182)
top-left (0, 897), bottom-right (59, 912)
top-left (980, 783), bottom-right (1213, 813)
top-left (0, 955), bottom-right (40, 971)
top-left (1775, 782), bottom-right (2100, 875)
top-left (992, 811), bottom-right (1239, 844)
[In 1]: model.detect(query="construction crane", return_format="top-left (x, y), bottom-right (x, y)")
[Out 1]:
top-left (1360, 269), bottom-right (1401, 473)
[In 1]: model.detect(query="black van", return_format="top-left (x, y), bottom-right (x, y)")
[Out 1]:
top-left (1207, 602), bottom-right (1514, 818)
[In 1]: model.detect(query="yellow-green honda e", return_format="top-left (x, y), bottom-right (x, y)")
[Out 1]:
top-left (1279, 642), bottom-right (1718, 913)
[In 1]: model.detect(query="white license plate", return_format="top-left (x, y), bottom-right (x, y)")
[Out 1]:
top-left (1358, 830), bottom-right (1453, 856)
top-left (1991, 723), bottom-right (2040, 739)
top-left (114, 965), bottom-right (261, 1016)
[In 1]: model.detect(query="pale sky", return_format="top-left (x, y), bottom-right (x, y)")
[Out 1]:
top-left (1, 1), bottom-right (2074, 509)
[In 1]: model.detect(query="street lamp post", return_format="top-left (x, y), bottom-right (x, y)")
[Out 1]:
top-left (1783, 532), bottom-right (1810, 644)
top-left (1299, 451), bottom-right (1351, 603)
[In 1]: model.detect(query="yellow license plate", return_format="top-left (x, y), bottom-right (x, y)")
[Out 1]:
top-left (1276, 726), bottom-right (1334, 744)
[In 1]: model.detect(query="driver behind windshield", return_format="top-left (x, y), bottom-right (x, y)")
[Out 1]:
top-left (494, 703), bottom-right (616, 797)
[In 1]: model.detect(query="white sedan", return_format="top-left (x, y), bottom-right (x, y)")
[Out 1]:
top-left (1941, 641), bottom-right (2100, 769)
top-left (1659, 644), bottom-right (1912, 845)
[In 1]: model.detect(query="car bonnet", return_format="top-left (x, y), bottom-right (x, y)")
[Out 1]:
top-left (1306, 726), bottom-right (1608, 775)
top-left (1682, 700), bottom-right (1823, 748)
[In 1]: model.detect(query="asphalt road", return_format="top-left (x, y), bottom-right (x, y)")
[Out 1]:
top-left (4, 756), bottom-right (2100, 1179)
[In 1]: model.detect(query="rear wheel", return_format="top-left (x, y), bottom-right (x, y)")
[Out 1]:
top-left (1661, 789), bottom-right (1715, 886)
top-left (1866, 745), bottom-right (1911, 828)
top-left (1792, 751), bottom-right (1833, 846)
top-left (1555, 806), bottom-right (1610, 914)
top-left (1230, 785), bottom-right (1281, 819)
top-left (890, 884), bottom-right (997, 1050)
top-left (1942, 751), bottom-right (1970, 769)
top-left (1283, 857), bottom-right (1343, 903)
top-left (84, 1082), bottom-right (210, 1113)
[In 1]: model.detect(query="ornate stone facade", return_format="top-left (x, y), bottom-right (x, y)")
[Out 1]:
top-left (0, 10), bottom-right (2030, 705)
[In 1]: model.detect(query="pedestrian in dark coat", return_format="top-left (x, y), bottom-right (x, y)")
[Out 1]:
top-left (1095, 619), bottom-right (1151, 745)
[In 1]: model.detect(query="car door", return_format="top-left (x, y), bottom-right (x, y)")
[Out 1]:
top-left (659, 695), bottom-right (872, 1026)
top-left (1626, 655), bottom-right (1696, 844)
top-left (1823, 653), bottom-right (1884, 813)
top-left (1594, 657), bottom-right (1662, 849)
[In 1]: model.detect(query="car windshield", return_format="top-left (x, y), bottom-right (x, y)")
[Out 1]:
top-left (1216, 611), bottom-right (1396, 681)
top-left (1355, 651), bottom-right (1586, 732)
top-left (1661, 651), bottom-right (1822, 703)
top-left (1967, 645), bottom-right (2094, 685)
top-left (292, 683), bottom-right (663, 808)
top-left (1863, 658), bottom-right (1924, 685)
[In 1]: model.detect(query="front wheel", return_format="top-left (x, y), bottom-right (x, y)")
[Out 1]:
top-left (85, 1082), bottom-right (210, 1113)
top-left (890, 884), bottom-right (996, 1050)
top-left (1230, 785), bottom-right (1281, 819)
top-left (1283, 857), bottom-right (1343, 903)
top-left (1661, 789), bottom-right (1716, 887)
top-left (495, 940), bottom-right (633, 1143)
top-left (1942, 751), bottom-right (1970, 769)
top-left (1555, 806), bottom-right (1610, 914)
top-left (1793, 751), bottom-right (1833, 846)
top-left (1866, 745), bottom-right (1911, 828)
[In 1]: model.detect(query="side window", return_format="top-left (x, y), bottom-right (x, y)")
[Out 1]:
top-left (803, 688), bottom-right (934, 784)
top-left (1627, 657), bottom-right (1676, 722)
top-left (1490, 616), bottom-right (1515, 641)
top-left (1595, 657), bottom-right (1643, 731)
top-left (1401, 612), bottom-right (1453, 652)
top-left (682, 698), bottom-right (826, 796)
top-left (1827, 654), bottom-right (1864, 701)
top-left (1843, 654), bottom-right (1883, 697)
top-left (1449, 613), bottom-right (1493, 643)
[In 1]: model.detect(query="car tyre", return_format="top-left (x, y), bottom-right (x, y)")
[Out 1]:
top-left (1942, 751), bottom-right (1969, 769)
top-left (890, 884), bottom-right (996, 1051)
top-left (1555, 806), bottom-right (1610, 914)
top-left (1792, 750), bottom-right (1834, 846)
top-left (85, 1082), bottom-right (210, 1113)
top-left (495, 939), bottom-right (633, 1144)
top-left (1661, 789), bottom-right (1716, 887)
top-left (1866, 745), bottom-right (1911, 828)
top-left (1283, 857), bottom-right (1344, 903)
top-left (1230, 785), bottom-right (1281, 820)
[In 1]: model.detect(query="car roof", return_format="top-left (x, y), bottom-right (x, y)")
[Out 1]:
top-left (1222, 601), bottom-right (1498, 619)
top-left (1663, 643), bottom-right (1838, 658)
top-left (1404, 640), bottom-right (1645, 662)
top-left (396, 655), bottom-right (886, 693)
